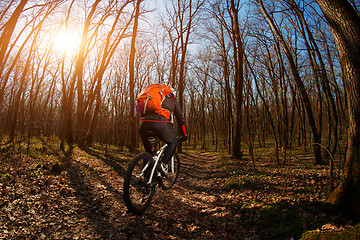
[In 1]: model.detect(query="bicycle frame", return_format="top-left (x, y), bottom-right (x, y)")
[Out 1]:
top-left (136, 143), bottom-right (168, 185)
top-left (137, 141), bottom-right (178, 186)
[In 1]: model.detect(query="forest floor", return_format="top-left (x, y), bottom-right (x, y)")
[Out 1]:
top-left (0, 138), bottom-right (357, 239)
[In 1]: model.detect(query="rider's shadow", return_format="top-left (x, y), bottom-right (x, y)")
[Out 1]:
top-left (81, 147), bottom-right (127, 177)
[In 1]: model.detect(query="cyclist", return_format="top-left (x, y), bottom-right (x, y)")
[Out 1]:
top-left (139, 87), bottom-right (188, 174)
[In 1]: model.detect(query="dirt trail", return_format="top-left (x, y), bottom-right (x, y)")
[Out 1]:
top-left (2, 149), bottom-right (254, 240)
top-left (122, 152), bottom-right (249, 240)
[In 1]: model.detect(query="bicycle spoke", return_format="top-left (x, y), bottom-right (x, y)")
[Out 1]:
top-left (123, 153), bottom-right (155, 214)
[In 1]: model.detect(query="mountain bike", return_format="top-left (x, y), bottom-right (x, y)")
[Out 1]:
top-left (123, 138), bottom-right (181, 214)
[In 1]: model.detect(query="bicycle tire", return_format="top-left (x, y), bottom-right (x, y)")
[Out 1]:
top-left (123, 152), bottom-right (156, 214)
top-left (159, 153), bottom-right (180, 190)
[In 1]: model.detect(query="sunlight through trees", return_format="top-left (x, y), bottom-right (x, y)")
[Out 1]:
top-left (1, 0), bottom-right (360, 215)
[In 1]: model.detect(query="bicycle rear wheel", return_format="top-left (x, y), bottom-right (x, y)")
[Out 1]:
top-left (159, 154), bottom-right (180, 190)
top-left (123, 152), bottom-right (156, 214)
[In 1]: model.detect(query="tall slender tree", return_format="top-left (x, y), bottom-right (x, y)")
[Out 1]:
top-left (229, 0), bottom-right (245, 159)
top-left (74, 0), bottom-right (101, 147)
top-left (129, 0), bottom-right (142, 152)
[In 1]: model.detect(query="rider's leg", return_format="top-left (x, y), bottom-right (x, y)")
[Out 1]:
top-left (156, 123), bottom-right (177, 165)
top-left (140, 121), bottom-right (177, 165)
top-left (139, 122), bottom-right (156, 155)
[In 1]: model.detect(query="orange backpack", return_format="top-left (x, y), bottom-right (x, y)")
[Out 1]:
top-left (136, 84), bottom-right (172, 119)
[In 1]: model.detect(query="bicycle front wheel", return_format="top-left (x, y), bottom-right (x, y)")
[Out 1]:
top-left (123, 152), bottom-right (156, 214)
top-left (159, 154), bottom-right (180, 190)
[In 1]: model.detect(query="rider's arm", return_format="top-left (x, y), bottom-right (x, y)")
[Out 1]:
top-left (172, 98), bottom-right (187, 137)
top-left (162, 96), bottom-right (188, 137)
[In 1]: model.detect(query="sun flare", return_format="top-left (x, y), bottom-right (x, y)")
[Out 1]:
top-left (52, 29), bottom-right (81, 54)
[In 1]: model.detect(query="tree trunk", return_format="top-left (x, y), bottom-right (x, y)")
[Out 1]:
top-left (75, 0), bottom-right (101, 147)
top-left (229, 0), bottom-right (244, 159)
top-left (178, 0), bottom-right (202, 152)
top-left (316, 0), bottom-right (360, 216)
top-left (0, 0), bottom-right (29, 106)
top-left (128, 0), bottom-right (142, 153)
top-left (0, 0), bottom-right (28, 71)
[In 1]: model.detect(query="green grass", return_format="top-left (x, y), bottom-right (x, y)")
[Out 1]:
top-left (259, 205), bottom-right (304, 239)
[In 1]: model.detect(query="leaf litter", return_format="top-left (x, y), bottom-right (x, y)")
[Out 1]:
top-left (0, 146), bottom-right (353, 239)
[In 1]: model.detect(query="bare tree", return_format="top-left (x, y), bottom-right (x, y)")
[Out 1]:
top-left (5, 1), bottom-right (62, 142)
top-left (84, 0), bottom-right (134, 146)
top-left (258, 0), bottom-right (323, 164)
top-left (316, 0), bottom-right (360, 215)
top-left (72, 0), bottom-right (102, 147)
top-left (0, 0), bottom-right (28, 72)
top-left (206, 1), bottom-right (233, 153)
top-left (286, 0), bottom-right (339, 157)
top-left (228, 0), bottom-right (245, 159)
top-left (162, 0), bottom-right (204, 151)
top-left (128, 0), bottom-right (142, 152)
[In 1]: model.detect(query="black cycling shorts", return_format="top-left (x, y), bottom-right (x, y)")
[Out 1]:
top-left (139, 121), bottom-right (177, 164)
